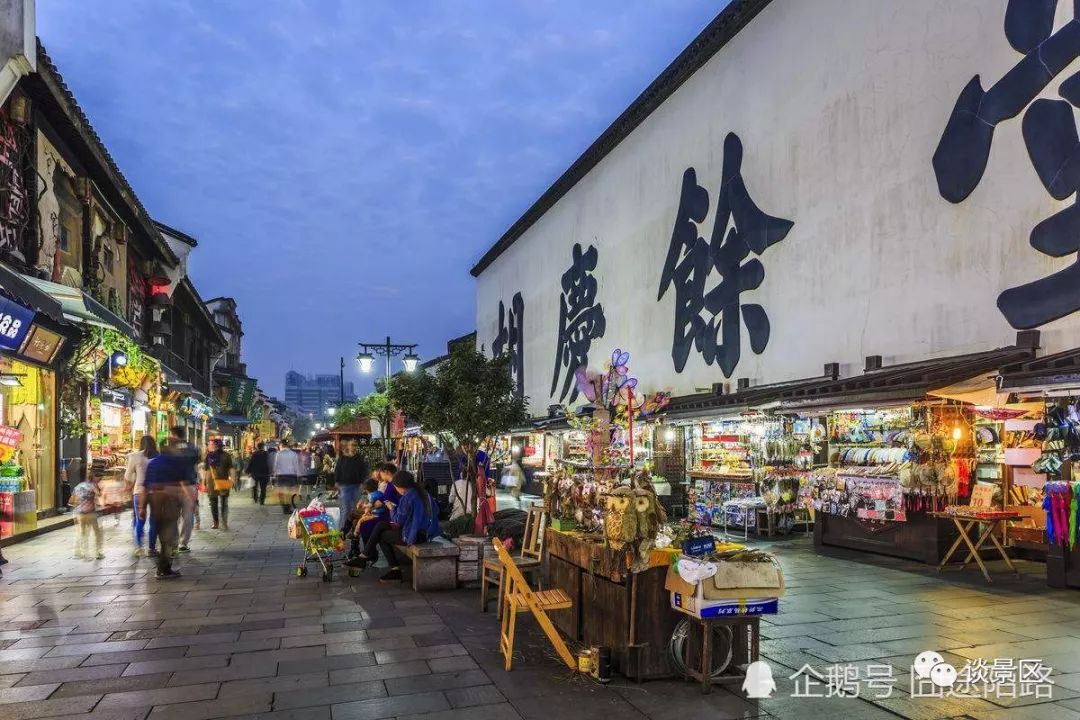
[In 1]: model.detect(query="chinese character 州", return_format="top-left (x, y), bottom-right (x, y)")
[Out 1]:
top-left (658, 132), bottom-right (793, 376)
top-left (493, 292), bottom-right (525, 397)
top-left (933, 1), bottom-right (1080, 329)
top-left (551, 243), bottom-right (606, 403)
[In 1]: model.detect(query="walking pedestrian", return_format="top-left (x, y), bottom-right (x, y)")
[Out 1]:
top-left (125, 435), bottom-right (158, 557)
top-left (140, 441), bottom-right (188, 579)
top-left (334, 439), bottom-right (369, 530)
top-left (246, 442), bottom-right (271, 505)
top-left (69, 466), bottom-right (103, 560)
top-left (167, 427), bottom-right (200, 553)
top-left (205, 439), bottom-right (234, 530)
top-left (273, 440), bottom-right (304, 515)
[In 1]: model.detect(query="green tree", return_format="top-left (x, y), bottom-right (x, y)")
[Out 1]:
top-left (290, 414), bottom-right (315, 441)
top-left (388, 344), bottom-right (527, 511)
top-left (332, 391), bottom-right (391, 426)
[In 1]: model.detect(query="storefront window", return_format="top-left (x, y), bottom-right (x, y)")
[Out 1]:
top-left (0, 357), bottom-right (57, 512)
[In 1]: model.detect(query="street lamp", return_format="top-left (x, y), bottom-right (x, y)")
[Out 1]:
top-left (326, 407), bottom-right (336, 417)
top-left (357, 336), bottom-right (419, 455)
top-left (357, 351), bottom-right (374, 373)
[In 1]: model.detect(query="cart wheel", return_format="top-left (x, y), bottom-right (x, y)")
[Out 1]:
top-left (297, 565), bottom-right (307, 577)
top-left (321, 570), bottom-right (331, 582)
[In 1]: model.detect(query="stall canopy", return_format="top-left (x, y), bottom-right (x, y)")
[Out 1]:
top-left (0, 262), bottom-right (67, 325)
top-left (774, 346), bottom-right (1034, 412)
top-left (213, 414), bottom-right (252, 427)
top-left (19, 273), bottom-right (140, 340)
top-left (329, 417), bottom-right (373, 437)
top-left (998, 348), bottom-right (1080, 396)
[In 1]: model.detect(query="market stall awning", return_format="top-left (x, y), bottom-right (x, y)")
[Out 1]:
top-left (213, 414), bottom-right (252, 427)
top-left (0, 262), bottom-right (67, 325)
top-left (775, 346), bottom-right (1034, 412)
top-left (329, 417), bottom-right (373, 437)
top-left (998, 348), bottom-right (1080, 395)
top-left (663, 373), bottom-right (843, 421)
top-left (18, 274), bottom-right (140, 340)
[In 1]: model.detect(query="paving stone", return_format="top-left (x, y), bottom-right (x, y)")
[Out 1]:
top-left (445, 685), bottom-right (507, 709)
top-left (385, 669), bottom-right (491, 696)
top-left (0, 683), bottom-right (62, 704)
top-left (220, 671), bottom-right (328, 696)
top-left (279, 653), bottom-right (376, 676)
top-left (83, 647), bottom-right (189, 667)
top-left (96, 683), bottom-right (220, 709)
top-left (52, 673), bottom-right (172, 699)
top-left (427, 656), bottom-right (480, 673)
top-left (184, 638), bottom-right (281, 657)
top-left (46, 640), bottom-right (150, 658)
top-left (122, 655), bottom-right (229, 677)
top-left (373, 644), bottom-right (468, 664)
top-left (230, 708), bottom-right (330, 720)
top-left (9, 632), bottom-right (113, 649)
top-left (0, 695), bottom-right (102, 720)
top-left (40, 707), bottom-right (151, 720)
top-left (146, 692), bottom-right (273, 720)
top-left (398, 704), bottom-right (523, 720)
top-left (15, 663), bottom-right (126, 687)
top-left (328, 661), bottom-right (431, 686)
top-left (330, 691), bottom-right (449, 720)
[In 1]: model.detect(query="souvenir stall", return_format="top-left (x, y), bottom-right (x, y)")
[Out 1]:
top-left (998, 349), bottom-right (1080, 589)
top-left (541, 350), bottom-right (701, 680)
top-left (682, 414), bottom-right (816, 537)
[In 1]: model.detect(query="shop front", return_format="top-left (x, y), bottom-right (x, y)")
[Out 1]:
top-left (0, 278), bottom-right (73, 535)
top-left (998, 349), bottom-right (1080, 589)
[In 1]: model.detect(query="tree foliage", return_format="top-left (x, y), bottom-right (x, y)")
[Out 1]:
top-left (332, 392), bottom-right (391, 427)
top-left (388, 344), bottom-right (528, 461)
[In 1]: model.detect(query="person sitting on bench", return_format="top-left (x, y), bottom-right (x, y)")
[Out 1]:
top-left (352, 470), bottom-right (440, 582)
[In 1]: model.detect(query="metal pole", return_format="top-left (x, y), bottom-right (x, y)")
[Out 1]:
top-left (339, 356), bottom-right (344, 405)
top-left (385, 336), bottom-right (392, 458)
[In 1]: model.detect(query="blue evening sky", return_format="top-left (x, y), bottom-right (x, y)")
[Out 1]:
top-left (37, 1), bottom-right (722, 397)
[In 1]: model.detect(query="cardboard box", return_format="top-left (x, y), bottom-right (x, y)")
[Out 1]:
top-left (665, 558), bottom-right (785, 601)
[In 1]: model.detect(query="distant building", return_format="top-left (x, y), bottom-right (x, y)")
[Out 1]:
top-left (284, 371), bottom-right (356, 415)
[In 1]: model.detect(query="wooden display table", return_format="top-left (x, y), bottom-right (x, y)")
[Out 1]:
top-left (543, 529), bottom-right (682, 680)
top-left (931, 510), bottom-right (1022, 583)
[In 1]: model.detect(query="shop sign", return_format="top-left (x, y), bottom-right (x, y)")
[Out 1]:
top-left (226, 377), bottom-right (257, 413)
top-left (0, 424), bottom-right (23, 462)
top-left (19, 324), bottom-right (64, 364)
top-left (99, 388), bottom-right (132, 406)
top-left (0, 295), bottom-right (34, 352)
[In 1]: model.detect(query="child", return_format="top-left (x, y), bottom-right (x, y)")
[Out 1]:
top-left (347, 478), bottom-right (386, 559)
top-left (70, 469), bottom-right (104, 560)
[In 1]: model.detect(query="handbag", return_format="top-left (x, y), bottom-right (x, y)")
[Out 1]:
top-left (213, 476), bottom-right (232, 492)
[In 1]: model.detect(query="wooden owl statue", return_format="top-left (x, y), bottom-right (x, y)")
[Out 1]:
top-left (604, 486), bottom-right (636, 550)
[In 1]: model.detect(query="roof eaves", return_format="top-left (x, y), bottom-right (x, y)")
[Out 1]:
top-left (153, 220), bottom-right (199, 248)
top-left (469, 0), bottom-right (772, 277)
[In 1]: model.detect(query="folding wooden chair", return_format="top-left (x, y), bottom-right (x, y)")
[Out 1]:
top-left (493, 537), bottom-right (575, 672)
top-left (480, 503), bottom-right (546, 619)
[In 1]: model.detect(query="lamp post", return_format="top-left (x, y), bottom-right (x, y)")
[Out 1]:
top-left (357, 336), bottom-right (419, 456)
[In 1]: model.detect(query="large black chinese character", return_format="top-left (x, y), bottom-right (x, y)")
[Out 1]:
top-left (933, 1), bottom-right (1080, 329)
top-left (657, 133), bottom-right (793, 376)
top-left (551, 243), bottom-right (606, 403)
top-left (493, 292), bottom-right (525, 396)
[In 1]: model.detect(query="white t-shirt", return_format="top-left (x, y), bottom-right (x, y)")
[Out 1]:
top-left (125, 451), bottom-right (150, 494)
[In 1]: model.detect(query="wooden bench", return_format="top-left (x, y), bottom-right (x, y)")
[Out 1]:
top-left (394, 540), bottom-right (460, 591)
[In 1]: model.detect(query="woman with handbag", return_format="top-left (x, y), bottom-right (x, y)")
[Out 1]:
top-left (205, 439), bottom-right (234, 530)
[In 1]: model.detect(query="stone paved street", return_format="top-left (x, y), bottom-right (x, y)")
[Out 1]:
top-left (2, 495), bottom-right (1080, 720)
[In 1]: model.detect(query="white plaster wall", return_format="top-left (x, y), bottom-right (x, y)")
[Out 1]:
top-left (476, 0), bottom-right (1080, 416)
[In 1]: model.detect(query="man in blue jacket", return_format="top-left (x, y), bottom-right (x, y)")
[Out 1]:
top-left (138, 437), bottom-right (192, 579)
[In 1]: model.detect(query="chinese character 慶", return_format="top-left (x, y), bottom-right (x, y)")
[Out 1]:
top-left (551, 243), bottom-right (606, 403)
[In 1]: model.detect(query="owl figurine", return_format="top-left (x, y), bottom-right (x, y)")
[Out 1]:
top-left (604, 486), bottom-right (637, 550)
top-left (634, 487), bottom-right (667, 547)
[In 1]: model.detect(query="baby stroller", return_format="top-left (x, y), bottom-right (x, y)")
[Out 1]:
top-left (288, 498), bottom-right (346, 582)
